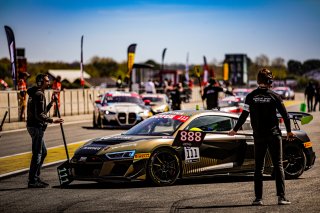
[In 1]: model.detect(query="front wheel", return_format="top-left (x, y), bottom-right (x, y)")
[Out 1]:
top-left (283, 143), bottom-right (306, 179)
top-left (147, 148), bottom-right (180, 186)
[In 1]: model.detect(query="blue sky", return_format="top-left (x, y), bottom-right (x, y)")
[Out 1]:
top-left (0, 0), bottom-right (319, 65)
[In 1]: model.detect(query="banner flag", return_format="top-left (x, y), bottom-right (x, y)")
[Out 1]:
top-left (185, 52), bottom-right (189, 82)
top-left (4, 26), bottom-right (18, 90)
top-left (80, 35), bottom-right (84, 87)
top-left (203, 56), bottom-right (209, 86)
top-left (161, 48), bottom-right (167, 70)
top-left (127, 43), bottom-right (137, 78)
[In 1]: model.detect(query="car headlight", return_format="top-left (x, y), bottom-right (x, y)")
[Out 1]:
top-left (105, 150), bottom-right (136, 160)
top-left (139, 110), bottom-right (151, 117)
top-left (154, 105), bottom-right (168, 112)
top-left (103, 110), bottom-right (116, 115)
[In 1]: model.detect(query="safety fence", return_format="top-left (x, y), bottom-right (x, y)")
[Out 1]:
top-left (0, 87), bottom-right (202, 123)
top-left (0, 88), bottom-right (108, 123)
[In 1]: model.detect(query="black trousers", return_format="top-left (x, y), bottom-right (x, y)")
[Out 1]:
top-left (314, 96), bottom-right (320, 111)
top-left (27, 127), bottom-right (47, 183)
top-left (254, 134), bottom-right (285, 199)
top-left (307, 96), bottom-right (314, 112)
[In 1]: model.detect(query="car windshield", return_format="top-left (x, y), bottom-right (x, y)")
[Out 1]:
top-left (234, 91), bottom-right (249, 97)
top-left (123, 114), bottom-right (187, 136)
top-left (103, 95), bottom-right (143, 105)
top-left (274, 89), bottom-right (286, 93)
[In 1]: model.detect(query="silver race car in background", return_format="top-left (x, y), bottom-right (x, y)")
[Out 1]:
top-left (93, 91), bottom-right (153, 128)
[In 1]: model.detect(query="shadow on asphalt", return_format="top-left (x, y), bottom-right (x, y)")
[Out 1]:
top-left (174, 204), bottom-right (272, 210)
top-left (0, 187), bottom-right (29, 192)
top-left (50, 175), bottom-right (276, 190)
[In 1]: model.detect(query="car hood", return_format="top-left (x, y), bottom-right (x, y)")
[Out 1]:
top-left (74, 134), bottom-right (174, 156)
top-left (100, 103), bottom-right (145, 113)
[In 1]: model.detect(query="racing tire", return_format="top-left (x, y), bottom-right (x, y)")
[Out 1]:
top-left (147, 148), bottom-right (180, 186)
top-left (282, 143), bottom-right (306, 179)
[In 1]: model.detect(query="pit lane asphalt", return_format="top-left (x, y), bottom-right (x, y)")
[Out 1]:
top-left (0, 101), bottom-right (319, 213)
top-left (0, 99), bottom-right (302, 178)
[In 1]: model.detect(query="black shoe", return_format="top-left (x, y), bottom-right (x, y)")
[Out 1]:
top-left (28, 181), bottom-right (48, 188)
top-left (38, 179), bottom-right (49, 186)
top-left (278, 196), bottom-right (291, 205)
top-left (252, 198), bottom-right (263, 206)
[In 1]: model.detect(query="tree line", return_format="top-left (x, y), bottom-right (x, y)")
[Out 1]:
top-left (0, 54), bottom-right (319, 89)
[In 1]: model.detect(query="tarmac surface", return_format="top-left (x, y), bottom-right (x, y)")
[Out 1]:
top-left (0, 94), bottom-right (305, 179)
top-left (0, 94), bottom-right (319, 213)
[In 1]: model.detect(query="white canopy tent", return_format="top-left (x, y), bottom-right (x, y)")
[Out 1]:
top-left (48, 69), bottom-right (91, 83)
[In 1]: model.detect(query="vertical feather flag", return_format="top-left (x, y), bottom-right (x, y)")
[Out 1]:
top-left (127, 43), bottom-right (137, 77)
top-left (185, 52), bottom-right (189, 82)
top-left (4, 26), bottom-right (17, 90)
top-left (161, 48), bottom-right (167, 71)
top-left (80, 35), bottom-right (84, 87)
top-left (203, 56), bottom-right (209, 86)
top-left (127, 44), bottom-right (137, 91)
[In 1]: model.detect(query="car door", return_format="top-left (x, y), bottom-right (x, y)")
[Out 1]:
top-left (183, 115), bottom-right (247, 176)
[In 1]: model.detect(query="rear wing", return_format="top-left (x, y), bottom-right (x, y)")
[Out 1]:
top-left (277, 112), bottom-right (313, 130)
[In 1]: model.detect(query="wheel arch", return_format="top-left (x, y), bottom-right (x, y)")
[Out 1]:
top-left (146, 145), bottom-right (183, 185)
top-left (149, 145), bottom-right (183, 176)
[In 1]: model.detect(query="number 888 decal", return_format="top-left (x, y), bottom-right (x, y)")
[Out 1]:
top-left (180, 131), bottom-right (203, 142)
top-left (172, 130), bottom-right (206, 147)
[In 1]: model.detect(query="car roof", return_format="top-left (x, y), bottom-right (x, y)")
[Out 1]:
top-left (158, 110), bottom-right (240, 119)
top-left (273, 87), bottom-right (290, 90)
top-left (104, 91), bottom-right (141, 97)
top-left (141, 93), bottom-right (166, 98)
top-left (233, 88), bottom-right (252, 92)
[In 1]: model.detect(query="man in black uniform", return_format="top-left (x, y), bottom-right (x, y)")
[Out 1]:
top-left (26, 74), bottom-right (64, 188)
top-left (170, 84), bottom-right (182, 110)
top-left (201, 79), bottom-right (224, 110)
top-left (228, 68), bottom-right (295, 205)
top-left (305, 81), bottom-right (315, 112)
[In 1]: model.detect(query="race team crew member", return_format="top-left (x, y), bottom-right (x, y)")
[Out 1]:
top-left (228, 68), bottom-right (295, 206)
top-left (18, 77), bottom-right (27, 121)
top-left (52, 75), bottom-right (62, 116)
top-left (201, 79), bottom-right (223, 110)
top-left (26, 74), bottom-right (63, 188)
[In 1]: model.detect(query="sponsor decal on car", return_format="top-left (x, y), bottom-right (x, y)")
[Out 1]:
top-left (82, 146), bottom-right (102, 150)
top-left (304, 141), bottom-right (312, 148)
top-left (184, 147), bottom-right (200, 163)
top-left (173, 115), bottom-right (190, 122)
top-left (79, 157), bottom-right (87, 162)
top-left (134, 153), bottom-right (151, 159)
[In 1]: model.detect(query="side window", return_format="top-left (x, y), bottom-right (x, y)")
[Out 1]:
top-left (241, 120), bottom-right (252, 130)
top-left (185, 116), bottom-right (234, 132)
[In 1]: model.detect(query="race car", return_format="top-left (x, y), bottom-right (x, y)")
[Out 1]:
top-left (92, 91), bottom-right (153, 128)
top-left (232, 88), bottom-right (253, 102)
top-left (141, 93), bottom-right (171, 114)
top-left (219, 96), bottom-right (243, 114)
top-left (70, 110), bottom-right (316, 186)
top-left (273, 87), bottom-right (295, 100)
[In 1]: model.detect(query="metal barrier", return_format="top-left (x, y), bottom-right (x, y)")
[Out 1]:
top-left (0, 88), bottom-right (109, 123)
top-left (0, 86), bottom-right (202, 123)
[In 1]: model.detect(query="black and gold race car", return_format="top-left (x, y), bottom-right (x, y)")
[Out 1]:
top-left (68, 110), bottom-right (316, 186)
